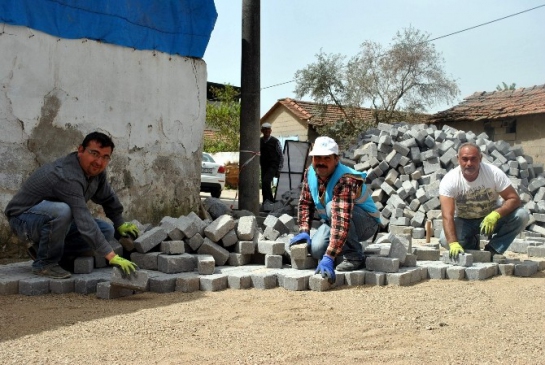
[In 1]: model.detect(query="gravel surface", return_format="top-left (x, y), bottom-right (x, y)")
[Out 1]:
top-left (1, 273), bottom-right (544, 364)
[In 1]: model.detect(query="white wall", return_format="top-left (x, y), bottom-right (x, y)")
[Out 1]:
top-left (0, 24), bottom-right (207, 234)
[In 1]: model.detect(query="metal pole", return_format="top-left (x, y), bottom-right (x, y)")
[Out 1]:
top-left (239, 0), bottom-right (260, 214)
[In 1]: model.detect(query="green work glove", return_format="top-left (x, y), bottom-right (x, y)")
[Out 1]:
top-left (448, 242), bottom-right (464, 259)
top-left (109, 254), bottom-right (139, 277)
top-left (117, 222), bottom-right (140, 238)
top-left (480, 211), bottom-right (501, 236)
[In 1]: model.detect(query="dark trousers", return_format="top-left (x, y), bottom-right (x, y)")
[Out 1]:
top-left (261, 166), bottom-right (277, 203)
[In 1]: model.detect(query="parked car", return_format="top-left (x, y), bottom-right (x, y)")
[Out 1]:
top-left (200, 152), bottom-right (225, 198)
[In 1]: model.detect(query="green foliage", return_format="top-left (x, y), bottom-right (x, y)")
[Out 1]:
top-left (204, 85), bottom-right (241, 153)
top-left (496, 82), bottom-right (516, 91)
top-left (295, 26), bottom-right (460, 147)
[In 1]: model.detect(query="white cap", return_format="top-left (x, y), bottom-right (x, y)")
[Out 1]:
top-left (309, 136), bottom-right (339, 156)
top-left (261, 123), bottom-right (272, 129)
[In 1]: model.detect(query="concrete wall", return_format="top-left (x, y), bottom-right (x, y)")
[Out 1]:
top-left (0, 24), bottom-right (207, 241)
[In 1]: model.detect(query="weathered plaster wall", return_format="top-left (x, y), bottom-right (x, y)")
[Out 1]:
top-left (0, 24), bottom-right (206, 242)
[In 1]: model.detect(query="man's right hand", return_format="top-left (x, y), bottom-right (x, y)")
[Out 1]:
top-left (290, 232), bottom-right (311, 247)
top-left (109, 254), bottom-right (139, 277)
top-left (448, 242), bottom-right (464, 259)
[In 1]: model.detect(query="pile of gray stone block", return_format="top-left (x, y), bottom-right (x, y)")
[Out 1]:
top-left (1, 207), bottom-right (544, 298)
top-left (344, 122), bottom-right (545, 239)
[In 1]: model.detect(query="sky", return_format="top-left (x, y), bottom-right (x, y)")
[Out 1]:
top-left (204, 0), bottom-right (545, 117)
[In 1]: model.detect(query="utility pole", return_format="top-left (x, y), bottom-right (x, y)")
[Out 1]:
top-left (239, 0), bottom-right (260, 214)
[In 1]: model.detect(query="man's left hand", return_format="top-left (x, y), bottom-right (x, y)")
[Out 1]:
top-left (315, 255), bottom-right (336, 284)
top-left (117, 222), bottom-right (140, 238)
top-left (480, 211), bottom-right (501, 235)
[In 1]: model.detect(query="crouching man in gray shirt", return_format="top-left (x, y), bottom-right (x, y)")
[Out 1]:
top-left (5, 132), bottom-right (140, 279)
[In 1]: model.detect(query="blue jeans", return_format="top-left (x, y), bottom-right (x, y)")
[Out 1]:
top-left (8, 200), bottom-right (114, 270)
top-left (439, 207), bottom-right (529, 254)
top-left (310, 202), bottom-right (378, 261)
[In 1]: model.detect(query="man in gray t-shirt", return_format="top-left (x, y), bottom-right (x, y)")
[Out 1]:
top-left (5, 132), bottom-right (140, 279)
top-left (439, 142), bottom-right (529, 259)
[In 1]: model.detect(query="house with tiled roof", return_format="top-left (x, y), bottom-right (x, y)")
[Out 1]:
top-left (260, 98), bottom-right (377, 143)
top-left (430, 84), bottom-right (545, 164)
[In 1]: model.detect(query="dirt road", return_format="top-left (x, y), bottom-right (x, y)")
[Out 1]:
top-left (1, 272), bottom-right (544, 364)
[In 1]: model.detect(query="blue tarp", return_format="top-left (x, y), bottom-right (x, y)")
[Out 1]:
top-left (0, 0), bottom-right (217, 58)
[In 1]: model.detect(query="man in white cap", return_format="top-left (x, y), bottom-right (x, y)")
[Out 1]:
top-left (260, 122), bottom-right (283, 204)
top-left (290, 136), bottom-right (380, 283)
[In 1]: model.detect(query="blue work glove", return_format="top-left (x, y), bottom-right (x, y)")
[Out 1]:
top-left (315, 255), bottom-right (336, 284)
top-left (290, 232), bottom-right (311, 247)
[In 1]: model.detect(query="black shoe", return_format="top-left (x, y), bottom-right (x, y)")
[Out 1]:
top-left (483, 244), bottom-right (500, 260)
top-left (26, 245), bottom-right (37, 260)
top-left (32, 264), bottom-right (71, 279)
top-left (336, 259), bottom-right (365, 271)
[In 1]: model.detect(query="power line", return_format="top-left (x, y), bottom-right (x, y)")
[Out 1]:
top-left (261, 3), bottom-right (545, 91)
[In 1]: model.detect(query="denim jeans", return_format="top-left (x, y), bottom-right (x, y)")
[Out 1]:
top-left (309, 202), bottom-right (378, 261)
top-left (8, 200), bottom-right (114, 270)
top-left (439, 207), bottom-right (529, 254)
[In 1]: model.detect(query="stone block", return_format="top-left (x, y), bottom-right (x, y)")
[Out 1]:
top-left (175, 273), bottom-right (201, 292)
top-left (197, 254), bottom-right (216, 275)
top-left (74, 256), bottom-right (94, 274)
top-left (441, 251), bottom-right (473, 267)
top-left (249, 270), bottom-right (278, 289)
top-left (465, 263), bottom-right (498, 280)
top-left (197, 238), bottom-right (230, 266)
top-left (514, 261), bottom-right (539, 277)
top-left (199, 274), bottom-right (228, 291)
top-left (19, 277), bottom-right (50, 296)
top-left (110, 267), bottom-right (149, 291)
top-left (130, 252), bottom-right (161, 271)
top-left (149, 273), bottom-right (177, 293)
top-left (157, 253), bottom-right (197, 274)
top-left (265, 254), bottom-right (283, 269)
top-left (365, 256), bottom-right (400, 273)
top-left (258, 240), bottom-right (285, 255)
top-left (134, 227), bottom-right (168, 253)
top-left (96, 282), bottom-right (135, 299)
top-left (236, 215), bottom-right (257, 240)
top-left (204, 214), bottom-right (236, 242)
top-left (160, 240), bottom-right (185, 255)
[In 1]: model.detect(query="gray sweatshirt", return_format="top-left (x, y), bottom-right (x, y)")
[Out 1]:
top-left (5, 152), bottom-right (124, 256)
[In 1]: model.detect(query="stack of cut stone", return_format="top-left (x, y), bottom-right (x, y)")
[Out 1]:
top-left (345, 122), bottom-right (545, 239)
top-left (271, 122), bottom-right (545, 248)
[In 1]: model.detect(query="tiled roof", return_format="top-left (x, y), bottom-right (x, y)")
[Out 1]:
top-left (262, 98), bottom-right (375, 126)
top-left (430, 84), bottom-right (545, 122)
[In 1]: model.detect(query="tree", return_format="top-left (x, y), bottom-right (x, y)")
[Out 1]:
top-left (294, 26), bottom-right (459, 145)
top-left (496, 82), bottom-right (516, 91)
top-left (204, 85), bottom-right (241, 153)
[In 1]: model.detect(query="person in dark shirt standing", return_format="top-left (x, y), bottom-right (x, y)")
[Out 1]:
top-left (5, 132), bottom-right (140, 279)
top-left (259, 122), bottom-right (283, 204)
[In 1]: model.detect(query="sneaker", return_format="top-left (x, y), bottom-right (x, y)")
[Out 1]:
top-left (336, 259), bottom-right (364, 271)
top-left (32, 264), bottom-right (71, 279)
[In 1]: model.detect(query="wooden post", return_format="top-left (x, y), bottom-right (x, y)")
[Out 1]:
top-left (425, 220), bottom-right (432, 243)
